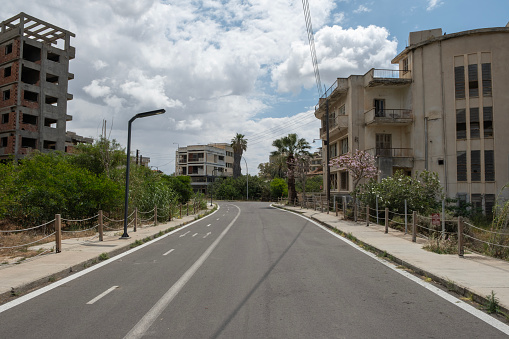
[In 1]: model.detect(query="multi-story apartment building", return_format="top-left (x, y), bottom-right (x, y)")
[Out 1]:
top-left (0, 13), bottom-right (75, 160)
top-left (315, 23), bottom-right (509, 214)
top-left (175, 143), bottom-right (234, 193)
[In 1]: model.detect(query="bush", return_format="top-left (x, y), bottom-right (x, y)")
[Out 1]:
top-left (270, 178), bottom-right (288, 198)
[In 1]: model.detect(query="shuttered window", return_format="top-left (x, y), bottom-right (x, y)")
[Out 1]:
top-left (485, 150), bottom-right (495, 181)
top-left (454, 66), bottom-right (465, 99)
top-left (470, 107), bottom-right (480, 139)
top-left (482, 63), bottom-right (492, 97)
top-left (485, 194), bottom-right (495, 218)
top-left (457, 151), bottom-right (467, 182)
top-left (456, 109), bottom-right (466, 139)
top-left (471, 150), bottom-right (481, 181)
top-left (468, 64), bottom-right (478, 98)
top-left (483, 106), bottom-right (493, 137)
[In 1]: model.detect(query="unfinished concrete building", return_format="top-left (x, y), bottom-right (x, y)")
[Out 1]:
top-left (0, 12), bottom-right (75, 160)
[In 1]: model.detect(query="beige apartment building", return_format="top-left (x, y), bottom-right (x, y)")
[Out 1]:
top-left (175, 143), bottom-right (234, 193)
top-left (315, 23), bottom-right (509, 214)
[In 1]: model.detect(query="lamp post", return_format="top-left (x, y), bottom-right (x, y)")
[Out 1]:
top-left (121, 109), bottom-right (166, 239)
top-left (242, 156), bottom-right (248, 201)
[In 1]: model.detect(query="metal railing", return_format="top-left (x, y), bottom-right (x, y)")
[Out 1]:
top-left (364, 108), bottom-right (413, 125)
top-left (365, 148), bottom-right (413, 158)
top-left (373, 69), bottom-right (411, 79)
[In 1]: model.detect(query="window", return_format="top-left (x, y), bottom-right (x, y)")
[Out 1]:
top-left (23, 91), bottom-right (38, 102)
top-left (1, 113), bottom-right (8, 124)
top-left (5, 43), bottom-right (13, 55)
top-left (468, 64), bottom-right (478, 98)
top-left (45, 95), bottom-right (58, 106)
top-left (482, 63), bottom-right (492, 97)
top-left (471, 194), bottom-right (482, 213)
top-left (374, 99), bottom-right (385, 117)
top-left (485, 150), bottom-right (495, 181)
top-left (0, 137), bottom-right (7, 147)
top-left (471, 150), bottom-right (481, 182)
top-left (338, 105), bottom-right (346, 116)
top-left (485, 194), bottom-right (495, 218)
top-left (43, 140), bottom-right (56, 150)
top-left (402, 58), bottom-right (409, 73)
top-left (47, 52), bottom-right (60, 62)
top-left (470, 107), bottom-right (480, 139)
top-left (21, 137), bottom-right (36, 148)
top-left (329, 142), bottom-right (337, 158)
top-left (376, 134), bottom-right (392, 157)
top-left (22, 114), bottom-right (37, 125)
top-left (46, 74), bottom-right (59, 84)
top-left (340, 138), bottom-right (348, 155)
top-left (483, 106), bottom-right (493, 138)
top-left (454, 66), bottom-right (465, 99)
top-left (457, 151), bottom-right (467, 181)
top-left (340, 171), bottom-right (349, 190)
top-left (330, 173), bottom-right (338, 190)
top-left (2, 90), bottom-right (10, 101)
top-left (456, 109), bottom-right (466, 139)
top-left (4, 66), bottom-right (11, 77)
top-left (44, 118), bottom-right (57, 128)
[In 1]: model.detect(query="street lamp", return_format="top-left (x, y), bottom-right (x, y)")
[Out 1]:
top-left (121, 109), bottom-right (166, 239)
top-left (242, 156), bottom-right (248, 201)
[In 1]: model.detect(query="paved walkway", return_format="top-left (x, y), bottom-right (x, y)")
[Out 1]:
top-left (0, 205), bottom-right (214, 304)
top-left (276, 204), bottom-right (509, 313)
top-left (1, 202), bottom-right (508, 314)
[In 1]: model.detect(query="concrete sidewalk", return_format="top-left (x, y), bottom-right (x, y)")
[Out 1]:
top-left (275, 204), bottom-right (509, 313)
top-left (0, 205), bottom-right (216, 305)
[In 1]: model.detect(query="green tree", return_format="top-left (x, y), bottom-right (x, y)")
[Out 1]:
top-left (231, 133), bottom-right (247, 178)
top-left (164, 175), bottom-right (194, 204)
top-left (270, 177), bottom-right (288, 199)
top-left (70, 136), bottom-right (125, 178)
top-left (271, 133), bottom-right (310, 203)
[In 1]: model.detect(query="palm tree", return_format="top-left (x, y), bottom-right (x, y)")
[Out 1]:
top-left (231, 133), bottom-right (247, 178)
top-left (271, 133), bottom-right (310, 203)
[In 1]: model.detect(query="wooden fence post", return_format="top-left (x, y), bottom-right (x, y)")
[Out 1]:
top-left (412, 211), bottom-right (417, 242)
top-left (134, 207), bottom-right (137, 232)
top-left (343, 199), bottom-right (347, 220)
top-left (98, 210), bottom-right (103, 241)
top-left (354, 202), bottom-right (358, 222)
top-left (335, 203), bottom-right (338, 217)
top-left (458, 216), bottom-right (464, 257)
top-left (385, 208), bottom-right (389, 234)
top-left (154, 205), bottom-right (158, 226)
top-left (55, 214), bottom-right (61, 253)
top-left (366, 206), bottom-right (370, 226)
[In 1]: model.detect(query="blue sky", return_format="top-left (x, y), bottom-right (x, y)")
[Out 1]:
top-left (2, 0), bottom-right (508, 174)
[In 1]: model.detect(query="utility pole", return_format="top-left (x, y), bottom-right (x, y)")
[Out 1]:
top-left (136, 149), bottom-right (139, 165)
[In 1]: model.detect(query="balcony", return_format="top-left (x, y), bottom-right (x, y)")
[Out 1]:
top-left (365, 69), bottom-right (412, 87)
top-left (364, 108), bottom-right (413, 126)
top-left (320, 115), bottom-right (348, 139)
top-left (366, 147), bottom-right (414, 169)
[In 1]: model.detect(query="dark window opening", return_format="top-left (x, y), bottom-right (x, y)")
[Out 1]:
top-left (23, 91), bottom-right (38, 102)
top-left (471, 150), bottom-right (481, 182)
top-left (21, 137), bottom-right (36, 148)
top-left (4, 66), bottom-right (11, 78)
top-left (482, 63), bottom-right (492, 97)
top-left (374, 99), bottom-right (385, 117)
top-left (44, 118), bottom-right (57, 128)
top-left (485, 194), bottom-right (495, 218)
top-left (1, 137), bottom-right (7, 147)
top-left (468, 64), bottom-right (478, 98)
top-left (483, 106), bottom-right (493, 138)
top-left (340, 171), bottom-right (349, 190)
top-left (22, 42), bottom-right (41, 62)
top-left (456, 109), bottom-right (466, 139)
top-left (47, 52), bottom-right (60, 62)
top-left (3, 90), bottom-right (10, 101)
top-left (402, 58), bottom-right (409, 74)
top-left (1, 113), bottom-right (9, 124)
top-left (470, 107), bottom-right (480, 139)
top-left (457, 151), bottom-right (467, 182)
top-left (21, 66), bottom-right (40, 85)
top-left (45, 95), bottom-right (58, 106)
top-left (485, 150), bottom-right (495, 182)
top-left (46, 74), bottom-right (59, 84)
top-left (471, 194), bottom-right (482, 213)
top-left (22, 114), bottom-right (37, 125)
top-left (5, 43), bottom-right (13, 55)
top-left (43, 140), bottom-right (56, 150)
top-left (454, 66), bottom-right (465, 99)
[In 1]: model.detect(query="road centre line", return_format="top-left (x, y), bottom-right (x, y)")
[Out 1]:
top-left (192, 233), bottom-right (198, 237)
top-left (123, 205), bottom-right (241, 339)
top-left (206, 224), bottom-right (211, 227)
top-left (272, 205), bottom-right (509, 335)
top-left (203, 232), bottom-right (211, 238)
top-left (163, 249), bottom-right (174, 256)
top-left (0, 205), bottom-right (221, 314)
top-left (86, 286), bottom-right (118, 305)
top-left (179, 231), bottom-right (190, 237)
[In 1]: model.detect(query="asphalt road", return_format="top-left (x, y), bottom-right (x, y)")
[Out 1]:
top-left (0, 202), bottom-right (506, 338)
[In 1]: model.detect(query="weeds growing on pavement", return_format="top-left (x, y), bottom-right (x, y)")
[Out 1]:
top-left (423, 234), bottom-right (457, 255)
top-left (98, 252), bottom-right (109, 261)
top-left (484, 290), bottom-right (500, 314)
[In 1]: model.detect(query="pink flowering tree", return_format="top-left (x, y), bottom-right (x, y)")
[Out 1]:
top-left (329, 149), bottom-right (378, 201)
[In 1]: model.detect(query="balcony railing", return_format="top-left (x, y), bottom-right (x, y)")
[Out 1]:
top-left (364, 108), bottom-right (413, 125)
top-left (320, 115), bottom-right (348, 135)
top-left (366, 148), bottom-right (413, 158)
top-left (373, 69), bottom-right (411, 79)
